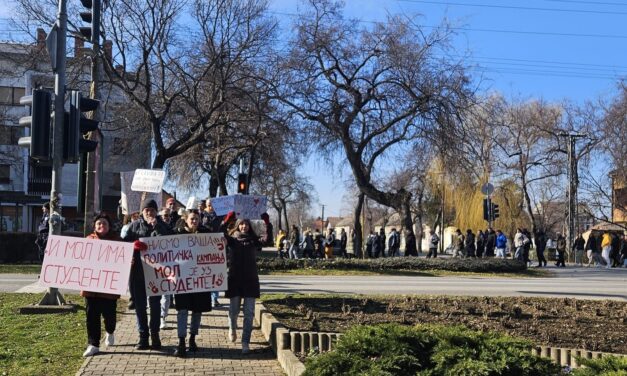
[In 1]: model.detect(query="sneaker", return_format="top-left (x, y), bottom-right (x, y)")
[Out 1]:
top-left (160, 317), bottom-right (167, 329)
top-left (213, 300), bottom-right (221, 308)
top-left (242, 342), bottom-right (250, 354)
top-left (228, 328), bottom-right (237, 343)
top-left (105, 333), bottom-right (115, 347)
top-left (135, 337), bottom-right (150, 350)
top-left (83, 345), bottom-right (99, 357)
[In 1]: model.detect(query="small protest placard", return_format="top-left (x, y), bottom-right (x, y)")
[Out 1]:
top-left (185, 196), bottom-right (197, 210)
top-left (131, 169), bottom-right (166, 193)
top-left (139, 233), bottom-right (228, 296)
top-left (39, 235), bottom-right (134, 295)
top-left (211, 195), bottom-right (267, 219)
top-left (121, 171), bottom-right (160, 215)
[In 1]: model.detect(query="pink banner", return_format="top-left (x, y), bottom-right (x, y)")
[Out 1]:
top-left (39, 235), bottom-right (134, 295)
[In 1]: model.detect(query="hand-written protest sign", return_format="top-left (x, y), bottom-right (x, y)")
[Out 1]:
top-left (131, 169), bottom-right (166, 193)
top-left (211, 195), bottom-right (266, 219)
top-left (139, 233), bottom-right (228, 296)
top-left (121, 171), bottom-right (160, 215)
top-left (185, 196), bottom-right (197, 210)
top-left (39, 235), bottom-right (133, 295)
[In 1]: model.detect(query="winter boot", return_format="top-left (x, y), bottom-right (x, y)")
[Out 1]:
top-left (188, 334), bottom-right (198, 352)
top-left (135, 336), bottom-right (149, 350)
top-left (173, 337), bottom-right (186, 358)
top-left (150, 333), bottom-right (162, 350)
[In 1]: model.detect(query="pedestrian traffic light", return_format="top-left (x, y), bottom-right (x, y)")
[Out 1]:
top-left (17, 89), bottom-right (52, 160)
top-left (237, 173), bottom-right (248, 194)
top-left (79, 0), bottom-right (101, 44)
top-left (483, 198), bottom-right (490, 221)
top-left (491, 203), bottom-right (500, 221)
top-left (64, 91), bottom-right (99, 163)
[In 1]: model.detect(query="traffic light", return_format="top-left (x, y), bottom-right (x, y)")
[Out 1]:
top-left (491, 203), bottom-right (500, 221)
top-left (17, 89), bottom-right (52, 160)
top-left (237, 173), bottom-right (248, 194)
top-left (483, 198), bottom-right (490, 221)
top-left (64, 91), bottom-right (99, 163)
top-left (79, 0), bottom-right (101, 44)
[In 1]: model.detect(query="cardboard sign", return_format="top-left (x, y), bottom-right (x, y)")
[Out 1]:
top-left (139, 233), bottom-right (228, 296)
top-left (186, 196), bottom-right (197, 210)
top-left (39, 235), bottom-right (133, 295)
top-left (121, 171), bottom-right (160, 215)
top-left (131, 169), bottom-right (166, 193)
top-left (211, 195), bottom-right (267, 219)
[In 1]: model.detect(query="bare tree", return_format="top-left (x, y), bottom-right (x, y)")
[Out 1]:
top-left (274, 0), bottom-right (473, 234)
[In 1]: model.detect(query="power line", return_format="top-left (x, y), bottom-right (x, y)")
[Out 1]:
top-left (398, 0), bottom-right (627, 15)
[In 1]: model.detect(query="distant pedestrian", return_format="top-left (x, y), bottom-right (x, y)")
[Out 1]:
top-left (522, 228), bottom-right (532, 266)
top-left (514, 228), bottom-right (528, 262)
top-left (288, 225), bottom-right (300, 259)
top-left (476, 230), bottom-right (485, 258)
top-left (404, 229), bottom-right (418, 256)
top-left (610, 232), bottom-right (621, 267)
top-left (301, 231), bottom-right (315, 259)
top-left (81, 213), bottom-right (120, 357)
top-left (427, 231), bottom-right (439, 258)
top-left (35, 202), bottom-right (50, 261)
top-left (339, 228), bottom-right (348, 258)
top-left (313, 230), bottom-right (324, 258)
top-left (495, 230), bottom-right (507, 259)
top-left (366, 231), bottom-right (375, 258)
top-left (378, 228), bottom-right (387, 258)
top-left (464, 229), bottom-right (476, 258)
top-left (485, 228), bottom-right (496, 257)
top-left (324, 229), bottom-right (335, 259)
top-left (534, 229), bottom-right (547, 267)
top-left (619, 234), bottom-right (627, 267)
top-left (573, 233), bottom-right (585, 266)
top-left (555, 233), bottom-right (566, 267)
top-left (601, 231), bottom-right (612, 269)
top-left (275, 229), bottom-right (286, 258)
top-left (453, 229), bottom-right (465, 258)
top-left (585, 231), bottom-right (602, 267)
top-left (388, 228), bottom-right (400, 257)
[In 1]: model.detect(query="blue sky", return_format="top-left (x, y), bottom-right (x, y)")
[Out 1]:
top-left (268, 0), bottom-right (627, 217)
top-left (2, 0), bottom-right (625, 217)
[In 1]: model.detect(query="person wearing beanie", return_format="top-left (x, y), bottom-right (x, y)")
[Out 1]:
top-left (122, 198), bottom-right (174, 350)
top-left (81, 213), bottom-right (120, 357)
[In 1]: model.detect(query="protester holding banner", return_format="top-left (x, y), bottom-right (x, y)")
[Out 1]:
top-left (122, 199), bottom-right (174, 350)
top-left (81, 213), bottom-right (121, 357)
top-left (222, 211), bottom-right (271, 354)
top-left (171, 209), bottom-right (214, 358)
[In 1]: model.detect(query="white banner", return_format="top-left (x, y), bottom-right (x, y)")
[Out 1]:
top-left (39, 235), bottom-right (133, 295)
top-left (121, 171), bottom-right (160, 215)
top-left (131, 169), bottom-right (166, 193)
top-left (211, 195), bottom-right (267, 219)
top-left (185, 196), bottom-right (197, 210)
top-left (139, 233), bottom-right (228, 296)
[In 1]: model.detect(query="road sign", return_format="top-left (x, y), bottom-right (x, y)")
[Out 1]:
top-left (481, 183), bottom-right (494, 196)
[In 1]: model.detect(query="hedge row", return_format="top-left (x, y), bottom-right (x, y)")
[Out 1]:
top-left (303, 323), bottom-right (562, 376)
top-left (0, 232), bottom-right (38, 263)
top-left (257, 257), bottom-right (527, 273)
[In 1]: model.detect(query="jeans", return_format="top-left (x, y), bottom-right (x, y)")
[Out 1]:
top-left (132, 278), bottom-right (161, 338)
top-left (160, 295), bottom-right (170, 318)
top-left (228, 297), bottom-right (255, 344)
top-left (496, 248), bottom-right (505, 258)
top-left (575, 249), bottom-right (584, 265)
top-left (212, 291), bottom-right (220, 304)
top-left (426, 248), bottom-right (437, 258)
top-left (289, 245), bottom-right (299, 259)
top-left (177, 310), bottom-right (202, 338)
top-left (85, 297), bottom-right (116, 347)
top-left (515, 246), bottom-right (524, 261)
top-left (602, 246), bottom-right (612, 268)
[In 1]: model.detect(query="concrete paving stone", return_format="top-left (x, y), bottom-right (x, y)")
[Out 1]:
top-left (76, 299), bottom-right (284, 376)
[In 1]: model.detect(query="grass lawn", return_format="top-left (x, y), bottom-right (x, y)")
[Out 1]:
top-left (0, 293), bottom-right (124, 376)
top-left (0, 265), bottom-right (41, 274)
top-left (262, 268), bottom-right (550, 278)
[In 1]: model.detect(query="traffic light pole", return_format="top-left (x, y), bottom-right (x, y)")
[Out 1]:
top-left (39, 0), bottom-right (68, 306)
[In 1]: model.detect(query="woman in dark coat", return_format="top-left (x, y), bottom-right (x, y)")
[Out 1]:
top-left (173, 210), bottom-right (212, 357)
top-left (222, 212), bottom-right (271, 354)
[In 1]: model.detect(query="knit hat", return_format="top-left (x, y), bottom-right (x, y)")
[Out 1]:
top-left (140, 199), bottom-right (158, 211)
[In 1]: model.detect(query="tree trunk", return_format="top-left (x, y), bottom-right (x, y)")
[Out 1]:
top-left (415, 192), bottom-right (424, 253)
top-left (353, 192), bottom-right (365, 258)
top-left (208, 172), bottom-right (219, 198)
top-left (279, 198), bottom-right (289, 231)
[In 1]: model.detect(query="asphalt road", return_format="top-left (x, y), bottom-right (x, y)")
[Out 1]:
top-left (3, 267), bottom-right (626, 301)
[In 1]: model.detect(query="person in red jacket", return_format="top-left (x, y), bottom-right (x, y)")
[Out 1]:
top-left (82, 213), bottom-right (120, 357)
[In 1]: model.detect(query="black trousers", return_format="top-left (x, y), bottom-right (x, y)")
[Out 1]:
top-left (536, 248), bottom-right (547, 266)
top-left (556, 251), bottom-right (566, 266)
top-left (85, 297), bottom-right (117, 347)
top-left (426, 248), bottom-right (437, 258)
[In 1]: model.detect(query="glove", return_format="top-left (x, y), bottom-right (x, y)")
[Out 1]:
top-left (260, 212), bottom-right (270, 225)
top-left (133, 240), bottom-right (148, 252)
top-left (224, 211), bottom-right (236, 225)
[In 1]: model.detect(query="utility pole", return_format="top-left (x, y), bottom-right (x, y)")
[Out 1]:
top-left (561, 133), bottom-right (585, 263)
top-left (40, 0), bottom-right (68, 306)
top-left (320, 204), bottom-right (326, 234)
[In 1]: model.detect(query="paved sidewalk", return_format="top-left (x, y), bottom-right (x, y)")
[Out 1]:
top-left (76, 301), bottom-right (285, 376)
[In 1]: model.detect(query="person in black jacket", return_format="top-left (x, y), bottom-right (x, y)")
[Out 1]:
top-left (534, 229), bottom-right (548, 267)
top-left (573, 233), bottom-right (585, 267)
top-left (465, 229), bottom-right (476, 258)
top-left (122, 199), bottom-right (174, 350)
top-left (339, 228), bottom-right (348, 258)
top-left (171, 209), bottom-right (213, 357)
top-left (485, 228), bottom-right (496, 257)
top-left (35, 203), bottom-right (50, 261)
top-left (223, 212), bottom-right (271, 354)
top-left (476, 230), bottom-right (485, 258)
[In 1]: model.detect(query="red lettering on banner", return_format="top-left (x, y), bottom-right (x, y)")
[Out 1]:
top-left (45, 238), bottom-right (62, 257)
top-left (196, 252), bottom-right (225, 265)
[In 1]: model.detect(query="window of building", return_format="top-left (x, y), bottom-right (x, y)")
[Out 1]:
top-left (0, 165), bottom-right (10, 184)
top-left (0, 125), bottom-right (21, 145)
top-left (0, 86), bottom-right (25, 106)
